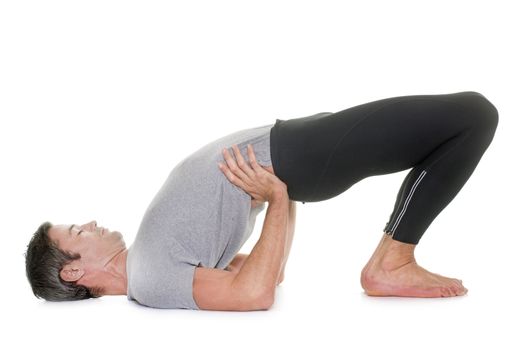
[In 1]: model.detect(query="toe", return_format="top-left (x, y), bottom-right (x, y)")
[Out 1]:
top-left (451, 279), bottom-right (462, 290)
top-left (449, 285), bottom-right (460, 296)
top-left (455, 284), bottom-right (468, 296)
top-left (457, 281), bottom-right (467, 294)
top-left (440, 286), bottom-right (451, 297)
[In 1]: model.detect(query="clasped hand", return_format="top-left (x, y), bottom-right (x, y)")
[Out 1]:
top-left (218, 144), bottom-right (287, 203)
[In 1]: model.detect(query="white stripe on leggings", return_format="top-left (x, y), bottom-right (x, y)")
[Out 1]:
top-left (389, 170), bottom-right (427, 235)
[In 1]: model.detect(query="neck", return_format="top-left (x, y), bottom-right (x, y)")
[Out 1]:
top-left (101, 248), bottom-right (129, 296)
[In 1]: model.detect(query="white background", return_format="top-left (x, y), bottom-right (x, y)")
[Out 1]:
top-left (1, 1), bottom-right (517, 349)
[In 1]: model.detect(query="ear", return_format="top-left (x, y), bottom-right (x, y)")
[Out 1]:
top-left (59, 265), bottom-right (85, 282)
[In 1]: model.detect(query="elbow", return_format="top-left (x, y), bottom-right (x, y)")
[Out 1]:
top-left (233, 281), bottom-right (276, 311)
top-left (261, 291), bottom-right (275, 310)
top-left (248, 289), bottom-right (275, 310)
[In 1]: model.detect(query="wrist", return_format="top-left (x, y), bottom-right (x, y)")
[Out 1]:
top-left (269, 187), bottom-right (288, 202)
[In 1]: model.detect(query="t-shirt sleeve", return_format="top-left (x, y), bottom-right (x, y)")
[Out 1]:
top-left (131, 240), bottom-right (201, 310)
top-left (155, 260), bottom-right (200, 310)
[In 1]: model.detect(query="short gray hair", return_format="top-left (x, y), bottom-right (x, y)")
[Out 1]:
top-left (24, 221), bottom-right (105, 301)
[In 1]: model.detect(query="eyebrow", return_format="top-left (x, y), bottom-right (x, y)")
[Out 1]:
top-left (68, 224), bottom-right (75, 235)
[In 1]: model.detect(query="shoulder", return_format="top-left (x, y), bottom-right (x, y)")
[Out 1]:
top-left (127, 241), bottom-right (201, 310)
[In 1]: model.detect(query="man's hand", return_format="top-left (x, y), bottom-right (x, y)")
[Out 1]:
top-left (218, 143), bottom-right (287, 202)
top-left (251, 165), bottom-right (276, 208)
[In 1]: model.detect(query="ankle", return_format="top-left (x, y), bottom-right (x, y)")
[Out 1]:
top-left (381, 234), bottom-right (416, 252)
top-left (375, 234), bottom-right (417, 270)
top-left (379, 253), bottom-right (417, 271)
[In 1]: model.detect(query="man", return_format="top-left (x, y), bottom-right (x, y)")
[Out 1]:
top-left (27, 91), bottom-right (494, 310)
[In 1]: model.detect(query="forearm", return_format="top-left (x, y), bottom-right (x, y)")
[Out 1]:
top-left (278, 200), bottom-right (296, 282)
top-left (232, 190), bottom-right (289, 300)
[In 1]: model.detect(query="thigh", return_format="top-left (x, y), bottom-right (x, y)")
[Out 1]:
top-left (270, 92), bottom-right (472, 202)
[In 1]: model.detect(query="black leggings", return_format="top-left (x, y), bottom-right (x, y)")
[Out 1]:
top-left (269, 91), bottom-right (499, 245)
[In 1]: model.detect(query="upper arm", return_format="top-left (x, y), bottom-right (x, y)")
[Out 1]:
top-left (192, 266), bottom-right (271, 311)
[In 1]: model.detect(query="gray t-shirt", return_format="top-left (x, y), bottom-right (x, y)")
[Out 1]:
top-left (126, 123), bottom-right (275, 309)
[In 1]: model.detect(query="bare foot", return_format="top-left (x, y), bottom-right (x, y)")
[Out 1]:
top-left (360, 234), bottom-right (468, 298)
top-left (361, 260), bottom-right (468, 297)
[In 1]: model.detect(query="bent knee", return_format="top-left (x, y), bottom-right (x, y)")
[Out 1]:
top-left (455, 91), bottom-right (499, 131)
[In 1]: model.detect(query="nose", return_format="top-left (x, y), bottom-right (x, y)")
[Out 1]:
top-left (77, 220), bottom-right (97, 232)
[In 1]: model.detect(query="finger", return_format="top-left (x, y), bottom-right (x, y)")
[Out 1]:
top-left (222, 147), bottom-right (249, 181)
top-left (232, 144), bottom-right (255, 178)
top-left (218, 161), bottom-right (249, 191)
top-left (247, 144), bottom-right (262, 172)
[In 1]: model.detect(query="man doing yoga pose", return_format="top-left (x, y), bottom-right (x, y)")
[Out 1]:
top-left (25, 91), bottom-right (498, 310)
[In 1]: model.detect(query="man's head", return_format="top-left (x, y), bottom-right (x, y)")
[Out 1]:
top-left (25, 220), bottom-right (127, 301)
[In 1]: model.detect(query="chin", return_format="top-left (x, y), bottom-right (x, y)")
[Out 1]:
top-left (112, 230), bottom-right (126, 243)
